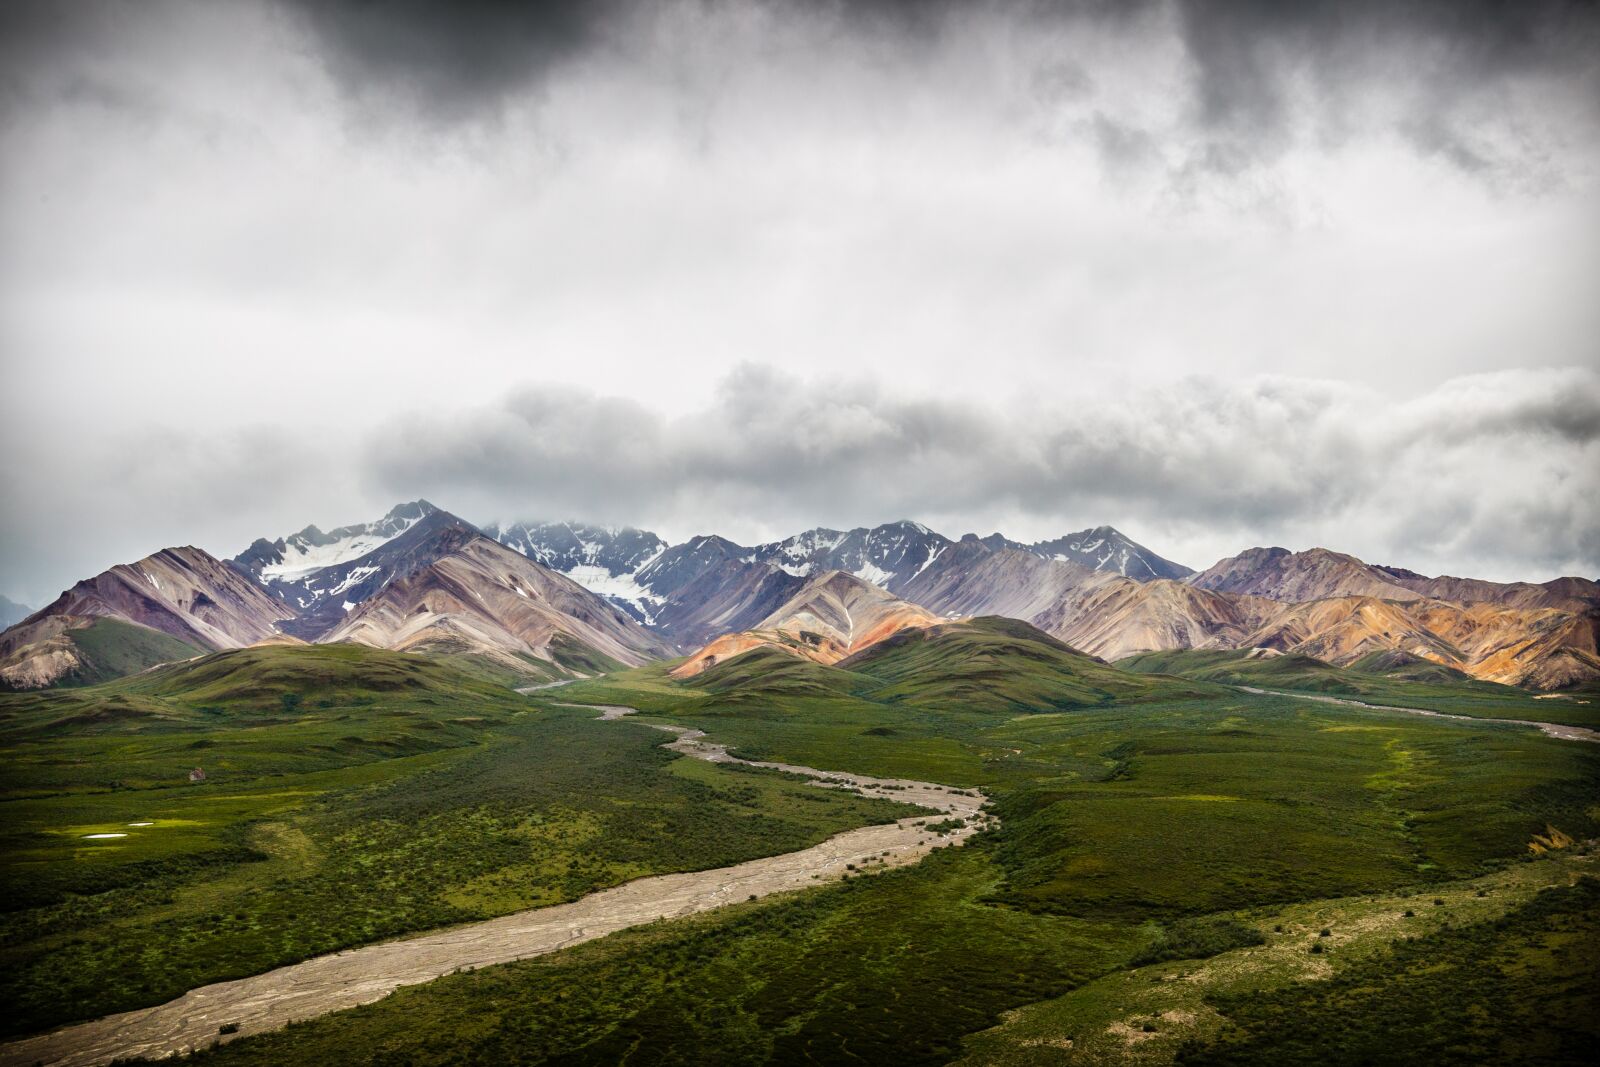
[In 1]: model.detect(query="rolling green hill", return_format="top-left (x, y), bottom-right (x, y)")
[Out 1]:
top-left (181, 625), bottom-right (1600, 1067)
top-left (684, 645), bottom-right (872, 698)
top-left (682, 616), bottom-right (1221, 716)
top-left (0, 643), bottom-right (915, 1037)
top-left (55, 618), bottom-right (204, 688)
top-left (1115, 646), bottom-right (1600, 727)
top-left (839, 616), bottom-right (1218, 712)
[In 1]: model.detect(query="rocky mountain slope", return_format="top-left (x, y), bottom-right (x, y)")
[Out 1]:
top-left (1191, 546), bottom-right (1598, 611)
top-left (1187, 547), bottom-right (1425, 603)
top-left (672, 570), bottom-right (944, 678)
top-left (324, 532), bottom-right (673, 678)
top-left (480, 520), bottom-right (668, 622)
top-left (1026, 526), bottom-right (1194, 580)
top-left (1, 546), bottom-right (297, 688)
top-left (897, 537), bottom-right (1600, 689)
top-left (10, 501), bottom-right (1596, 692)
top-left (486, 517), bottom-right (1189, 641)
top-left (234, 500), bottom-right (436, 586)
top-left (233, 504), bottom-right (484, 639)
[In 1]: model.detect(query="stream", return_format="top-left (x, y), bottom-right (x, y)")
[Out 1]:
top-left (0, 705), bottom-right (987, 1067)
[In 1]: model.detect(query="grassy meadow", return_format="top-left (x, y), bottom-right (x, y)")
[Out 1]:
top-left (2, 623), bottom-right (1596, 1064)
top-left (0, 646), bottom-right (917, 1036)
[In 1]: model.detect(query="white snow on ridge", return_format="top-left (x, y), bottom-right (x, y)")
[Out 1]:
top-left (563, 565), bottom-right (664, 624)
top-left (261, 534), bottom-right (398, 581)
top-left (852, 561), bottom-right (894, 586)
top-left (330, 565), bottom-right (380, 596)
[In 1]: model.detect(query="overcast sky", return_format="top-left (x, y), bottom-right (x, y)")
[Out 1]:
top-left (2, 0), bottom-right (1598, 604)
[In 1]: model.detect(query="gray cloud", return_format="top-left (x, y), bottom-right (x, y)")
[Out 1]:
top-left (4, 366), bottom-right (1595, 604)
top-left (2, 1), bottom-right (1597, 601)
top-left (279, 0), bottom-right (615, 122)
top-left (254, 0), bottom-right (1600, 187)
top-left (359, 365), bottom-right (1600, 582)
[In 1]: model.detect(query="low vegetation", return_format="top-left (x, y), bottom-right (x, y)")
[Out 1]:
top-left (6, 626), bottom-right (1597, 1064)
top-left (1117, 647), bottom-right (1600, 729)
top-left (0, 646), bottom-right (915, 1036)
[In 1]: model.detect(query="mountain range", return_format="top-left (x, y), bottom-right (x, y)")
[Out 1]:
top-left (0, 596), bottom-right (33, 630)
top-left (2, 500), bottom-right (1595, 692)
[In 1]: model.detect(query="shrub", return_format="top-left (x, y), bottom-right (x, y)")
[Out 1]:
top-left (1131, 918), bottom-right (1266, 967)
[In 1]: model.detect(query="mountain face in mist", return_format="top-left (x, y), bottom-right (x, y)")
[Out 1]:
top-left (0, 596), bottom-right (31, 630)
top-left (481, 521), bottom-right (668, 578)
top-left (746, 522), bottom-right (953, 590)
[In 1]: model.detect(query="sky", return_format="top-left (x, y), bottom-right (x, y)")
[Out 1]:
top-left (2, 0), bottom-right (1598, 604)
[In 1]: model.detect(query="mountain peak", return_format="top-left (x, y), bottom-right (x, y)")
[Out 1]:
top-left (384, 499), bottom-right (437, 522)
top-left (1028, 526), bottom-right (1193, 581)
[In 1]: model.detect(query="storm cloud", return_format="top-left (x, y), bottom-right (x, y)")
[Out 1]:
top-left (1, 0), bottom-right (1597, 601)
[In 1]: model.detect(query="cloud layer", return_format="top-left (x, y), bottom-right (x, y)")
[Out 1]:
top-left (7, 364), bottom-right (1593, 605)
top-left (1, 1), bottom-right (1597, 600)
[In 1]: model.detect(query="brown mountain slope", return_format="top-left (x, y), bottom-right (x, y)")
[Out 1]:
top-left (896, 540), bottom-right (1278, 661)
top-left (0, 546), bottom-right (297, 688)
top-left (1381, 572), bottom-right (1600, 612)
top-left (897, 540), bottom-right (1099, 622)
top-left (1192, 546), bottom-right (1599, 613)
top-left (671, 571), bottom-right (944, 678)
top-left (323, 534), bottom-right (672, 675)
top-left (1242, 597), bottom-right (1464, 666)
top-left (1406, 600), bottom-right (1600, 688)
top-left (1187, 547), bottom-right (1423, 602)
top-left (1037, 577), bottom-right (1281, 661)
top-left (646, 558), bottom-right (805, 647)
top-left (1235, 595), bottom-right (1600, 689)
top-left (897, 537), bottom-right (1598, 689)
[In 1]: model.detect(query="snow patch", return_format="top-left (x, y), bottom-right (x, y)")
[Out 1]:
top-left (330, 566), bottom-right (379, 597)
top-left (852, 561), bottom-right (894, 587)
top-left (258, 510), bottom-right (427, 582)
top-left (562, 565), bottom-right (663, 624)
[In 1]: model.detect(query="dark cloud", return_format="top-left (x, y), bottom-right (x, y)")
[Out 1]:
top-left (1168, 0), bottom-right (1600, 181)
top-left (279, 0), bottom-right (616, 121)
